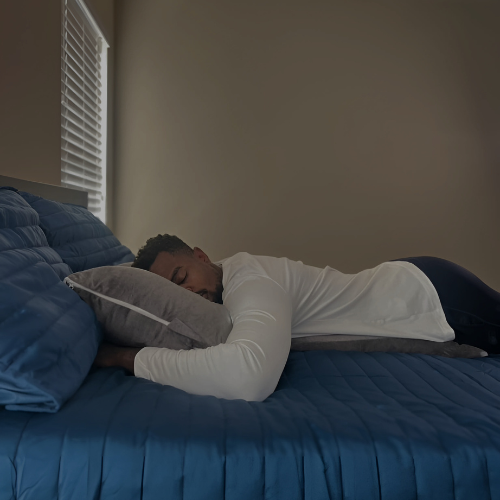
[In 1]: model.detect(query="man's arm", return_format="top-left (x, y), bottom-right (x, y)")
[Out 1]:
top-left (133, 275), bottom-right (292, 401)
top-left (94, 342), bottom-right (142, 373)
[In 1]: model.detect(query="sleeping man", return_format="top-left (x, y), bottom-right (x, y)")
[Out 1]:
top-left (94, 234), bottom-right (500, 401)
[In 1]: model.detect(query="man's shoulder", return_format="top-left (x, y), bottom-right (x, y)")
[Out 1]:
top-left (217, 251), bottom-right (263, 266)
top-left (219, 252), bottom-right (275, 288)
top-left (219, 252), bottom-right (263, 273)
top-left (220, 252), bottom-right (288, 273)
top-left (221, 253), bottom-right (288, 301)
top-left (224, 251), bottom-right (252, 260)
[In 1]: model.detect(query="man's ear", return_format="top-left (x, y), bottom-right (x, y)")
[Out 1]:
top-left (193, 247), bottom-right (211, 263)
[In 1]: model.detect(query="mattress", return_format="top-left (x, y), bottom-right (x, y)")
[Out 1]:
top-left (1, 350), bottom-right (500, 500)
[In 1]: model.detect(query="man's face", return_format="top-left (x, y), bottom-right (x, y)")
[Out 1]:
top-left (149, 247), bottom-right (224, 304)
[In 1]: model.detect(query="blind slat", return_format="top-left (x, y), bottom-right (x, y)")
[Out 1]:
top-left (62, 169), bottom-right (102, 188)
top-left (62, 141), bottom-right (101, 164)
top-left (62, 99), bottom-right (101, 132)
top-left (62, 169), bottom-right (102, 190)
top-left (62, 149), bottom-right (102, 173)
top-left (62, 78), bottom-right (101, 118)
top-left (61, 41), bottom-right (99, 87)
top-left (62, 24), bottom-right (101, 73)
top-left (62, 0), bottom-right (108, 222)
top-left (66, 3), bottom-right (101, 44)
top-left (66, 9), bottom-right (101, 54)
top-left (62, 156), bottom-right (103, 177)
top-left (61, 112), bottom-right (101, 144)
top-left (62, 128), bottom-right (100, 153)
top-left (62, 123), bottom-right (101, 150)
top-left (62, 64), bottom-right (102, 110)
top-left (62, 39), bottom-right (101, 88)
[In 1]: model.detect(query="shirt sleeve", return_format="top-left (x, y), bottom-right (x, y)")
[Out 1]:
top-left (133, 275), bottom-right (292, 402)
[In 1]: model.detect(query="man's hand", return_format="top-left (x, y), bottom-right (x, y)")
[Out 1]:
top-left (93, 341), bottom-right (143, 374)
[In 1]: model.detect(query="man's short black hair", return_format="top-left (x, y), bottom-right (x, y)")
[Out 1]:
top-left (132, 234), bottom-right (194, 271)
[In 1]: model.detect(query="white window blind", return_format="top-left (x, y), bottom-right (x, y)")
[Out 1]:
top-left (61, 0), bottom-right (109, 221)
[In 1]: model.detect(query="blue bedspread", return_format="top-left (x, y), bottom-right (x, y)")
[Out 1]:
top-left (1, 350), bottom-right (500, 500)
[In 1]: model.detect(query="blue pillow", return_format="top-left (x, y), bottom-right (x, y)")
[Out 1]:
top-left (0, 188), bottom-right (102, 412)
top-left (0, 187), bottom-right (73, 280)
top-left (18, 191), bottom-right (135, 272)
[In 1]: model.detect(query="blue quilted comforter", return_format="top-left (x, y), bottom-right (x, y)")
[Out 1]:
top-left (1, 350), bottom-right (499, 500)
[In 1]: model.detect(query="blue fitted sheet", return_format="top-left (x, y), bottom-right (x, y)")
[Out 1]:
top-left (1, 350), bottom-right (500, 500)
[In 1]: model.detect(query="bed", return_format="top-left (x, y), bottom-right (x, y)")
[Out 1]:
top-left (1, 177), bottom-right (499, 500)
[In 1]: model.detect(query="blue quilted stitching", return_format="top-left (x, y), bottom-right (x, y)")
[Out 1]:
top-left (18, 192), bottom-right (133, 272)
top-left (0, 189), bottom-right (101, 414)
top-left (0, 279), bottom-right (74, 367)
top-left (11, 413), bottom-right (35, 488)
top-left (414, 355), bottom-right (495, 500)
top-left (446, 357), bottom-right (500, 388)
top-left (279, 369), bottom-right (339, 500)
top-left (302, 353), bottom-right (383, 500)
top-left (246, 394), bottom-right (267, 499)
top-left (368, 353), bottom-right (495, 499)
top-left (418, 357), bottom-right (500, 409)
top-left (400, 355), bottom-right (500, 426)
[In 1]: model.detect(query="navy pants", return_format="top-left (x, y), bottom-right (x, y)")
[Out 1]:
top-left (389, 256), bottom-right (500, 354)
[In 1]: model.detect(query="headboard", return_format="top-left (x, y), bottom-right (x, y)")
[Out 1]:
top-left (0, 175), bottom-right (88, 208)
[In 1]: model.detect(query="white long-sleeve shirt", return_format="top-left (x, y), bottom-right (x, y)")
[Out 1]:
top-left (134, 252), bottom-right (455, 401)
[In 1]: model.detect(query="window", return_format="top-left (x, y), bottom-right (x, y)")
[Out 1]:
top-left (61, 0), bottom-right (109, 221)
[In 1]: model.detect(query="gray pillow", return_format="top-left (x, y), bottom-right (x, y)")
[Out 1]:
top-left (64, 266), bottom-right (233, 350)
top-left (290, 334), bottom-right (488, 358)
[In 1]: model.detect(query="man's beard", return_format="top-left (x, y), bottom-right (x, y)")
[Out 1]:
top-left (210, 263), bottom-right (224, 304)
top-left (212, 280), bottom-right (224, 304)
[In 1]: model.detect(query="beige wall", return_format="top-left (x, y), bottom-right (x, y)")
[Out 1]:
top-left (0, 0), bottom-right (116, 228)
top-left (114, 0), bottom-right (500, 289)
top-left (0, 1), bottom-right (61, 185)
